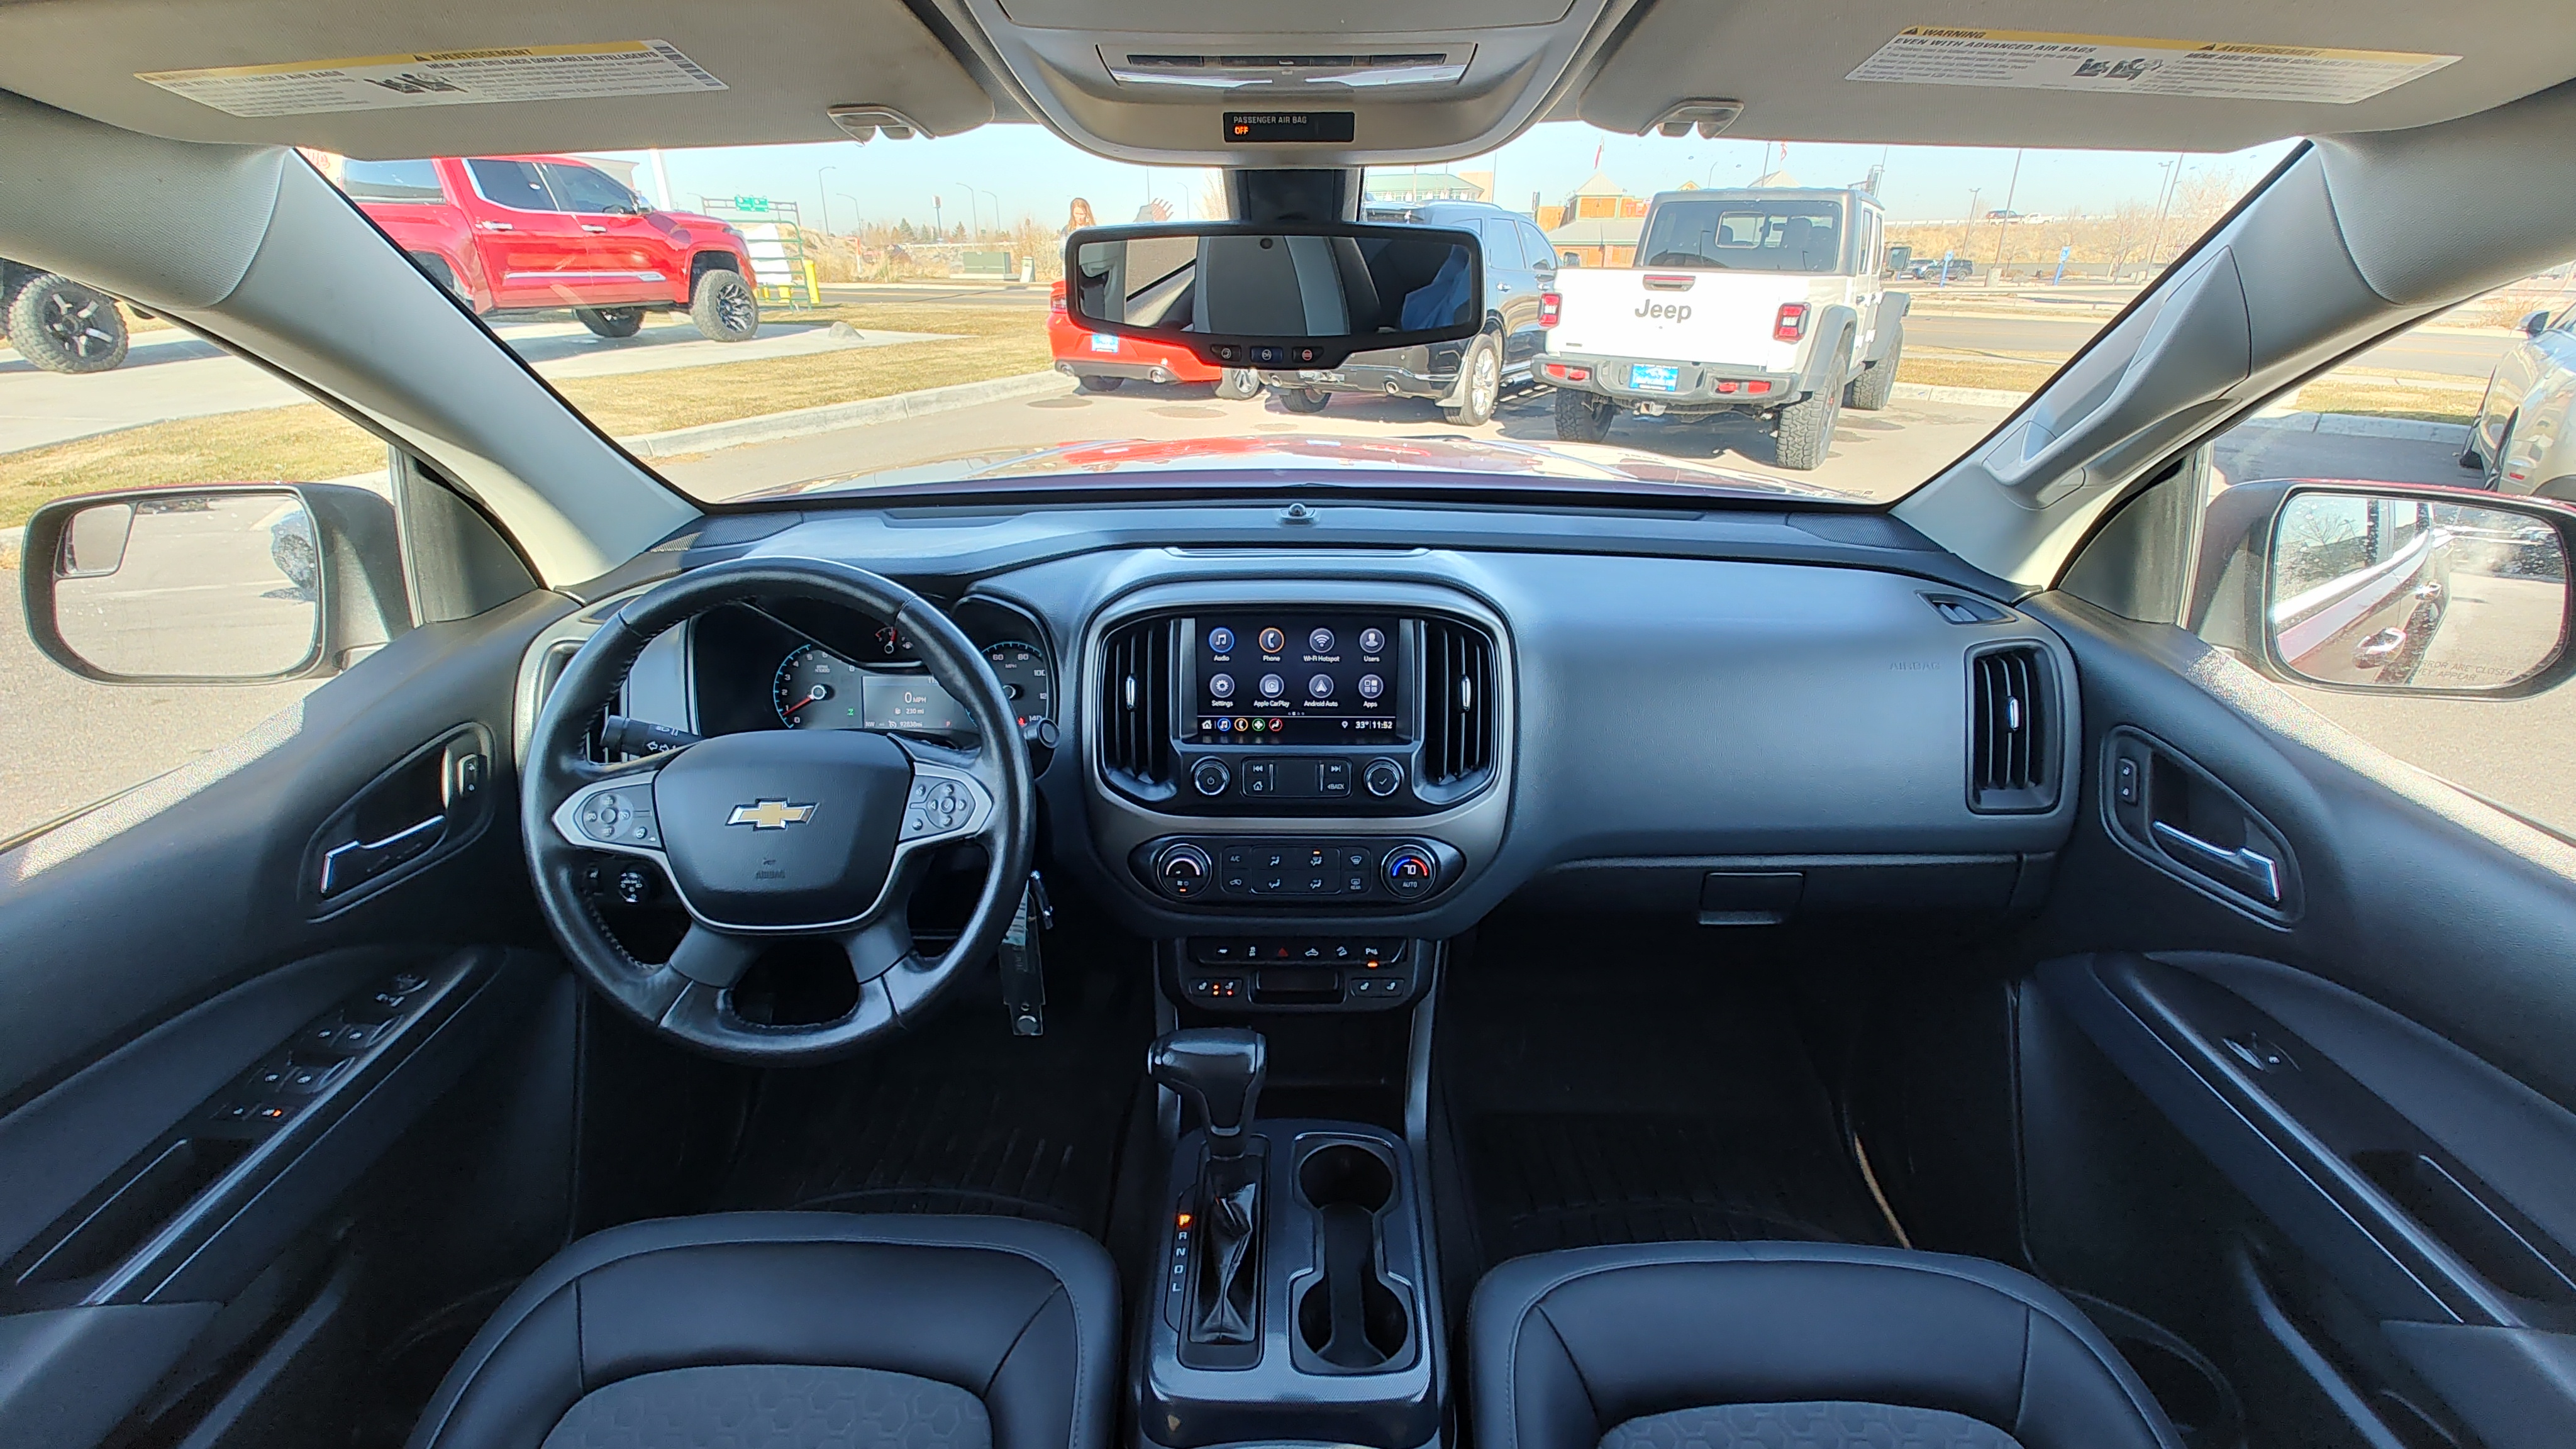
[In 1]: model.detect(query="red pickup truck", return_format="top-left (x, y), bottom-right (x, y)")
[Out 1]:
top-left (338, 155), bottom-right (761, 342)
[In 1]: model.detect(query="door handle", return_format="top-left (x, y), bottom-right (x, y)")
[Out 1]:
top-left (318, 814), bottom-right (445, 898)
top-left (477, 221), bottom-right (513, 231)
top-left (2150, 820), bottom-right (2282, 905)
top-left (581, 225), bottom-right (609, 233)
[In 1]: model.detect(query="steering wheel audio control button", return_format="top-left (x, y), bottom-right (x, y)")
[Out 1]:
top-left (1382, 845), bottom-right (1436, 899)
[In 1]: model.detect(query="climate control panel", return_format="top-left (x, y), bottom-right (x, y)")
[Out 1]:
top-left (1131, 836), bottom-right (1462, 906)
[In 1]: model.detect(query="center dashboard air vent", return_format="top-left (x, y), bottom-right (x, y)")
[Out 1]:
top-left (1101, 617), bottom-right (1176, 794)
top-left (1968, 645), bottom-right (2057, 813)
top-left (1420, 619), bottom-right (1495, 789)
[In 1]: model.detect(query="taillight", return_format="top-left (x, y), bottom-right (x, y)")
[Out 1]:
top-left (1540, 291), bottom-right (1561, 328)
top-left (1050, 280), bottom-right (1067, 314)
top-left (1773, 303), bottom-right (1808, 342)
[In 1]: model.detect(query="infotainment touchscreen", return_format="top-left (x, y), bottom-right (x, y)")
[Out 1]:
top-left (1190, 616), bottom-right (1402, 742)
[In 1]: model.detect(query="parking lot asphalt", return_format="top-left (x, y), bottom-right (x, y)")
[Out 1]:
top-left (0, 314), bottom-right (937, 454)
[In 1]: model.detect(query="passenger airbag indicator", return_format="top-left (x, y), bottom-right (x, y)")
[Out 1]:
top-left (1225, 111), bottom-right (1355, 143)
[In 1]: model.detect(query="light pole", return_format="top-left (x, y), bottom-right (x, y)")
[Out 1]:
top-left (818, 165), bottom-right (838, 233)
top-left (1989, 148), bottom-right (2023, 286)
top-left (949, 182), bottom-right (979, 240)
top-left (2145, 152), bottom-right (2185, 274)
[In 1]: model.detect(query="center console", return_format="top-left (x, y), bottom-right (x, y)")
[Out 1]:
top-left (1084, 583), bottom-right (1511, 924)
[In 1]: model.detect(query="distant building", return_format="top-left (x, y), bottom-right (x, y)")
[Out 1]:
top-left (1544, 170), bottom-right (1648, 267)
top-left (1364, 170), bottom-right (1489, 204)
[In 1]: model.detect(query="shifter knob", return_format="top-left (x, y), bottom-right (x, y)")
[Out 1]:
top-left (1148, 1028), bottom-right (1267, 1157)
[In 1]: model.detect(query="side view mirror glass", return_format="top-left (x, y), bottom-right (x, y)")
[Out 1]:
top-left (2267, 487), bottom-right (2571, 693)
top-left (2522, 309), bottom-right (2551, 338)
top-left (1062, 222), bottom-right (1482, 369)
top-left (21, 482), bottom-right (411, 686)
top-left (46, 491), bottom-right (321, 680)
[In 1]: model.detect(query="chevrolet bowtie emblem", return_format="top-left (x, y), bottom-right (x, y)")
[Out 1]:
top-left (727, 799), bottom-right (818, 830)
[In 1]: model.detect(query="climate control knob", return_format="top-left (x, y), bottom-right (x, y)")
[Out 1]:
top-left (1382, 844), bottom-right (1437, 899)
top-left (1363, 758), bottom-right (1405, 799)
top-left (1191, 758), bottom-right (1231, 797)
top-left (1155, 843), bottom-right (1214, 899)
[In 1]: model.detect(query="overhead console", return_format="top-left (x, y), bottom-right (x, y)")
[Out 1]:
top-left (1084, 582), bottom-right (1511, 914)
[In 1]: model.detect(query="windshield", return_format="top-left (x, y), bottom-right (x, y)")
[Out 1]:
top-left (2, 128), bottom-right (2292, 527)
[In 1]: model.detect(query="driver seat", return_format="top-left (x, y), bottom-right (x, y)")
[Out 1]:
top-left (406, 1213), bottom-right (1118, 1449)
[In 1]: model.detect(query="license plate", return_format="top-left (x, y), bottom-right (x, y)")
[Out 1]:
top-left (1629, 364), bottom-right (1680, 392)
top-left (1088, 333), bottom-right (1120, 354)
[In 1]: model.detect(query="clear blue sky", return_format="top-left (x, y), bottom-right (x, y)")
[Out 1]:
top-left (600, 122), bottom-right (2296, 232)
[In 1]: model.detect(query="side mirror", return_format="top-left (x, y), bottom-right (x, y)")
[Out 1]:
top-left (21, 483), bottom-right (409, 686)
top-left (1061, 221), bottom-right (1482, 369)
top-left (2225, 482), bottom-right (2574, 696)
top-left (2522, 309), bottom-right (2551, 338)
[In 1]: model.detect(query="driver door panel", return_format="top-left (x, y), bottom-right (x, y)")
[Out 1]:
top-left (0, 590), bottom-right (581, 1449)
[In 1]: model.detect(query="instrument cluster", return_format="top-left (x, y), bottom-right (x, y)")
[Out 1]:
top-left (691, 597), bottom-right (1053, 744)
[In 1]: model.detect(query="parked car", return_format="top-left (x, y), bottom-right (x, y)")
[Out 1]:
top-left (1047, 279), bottom-right (1259, 397)
top-left (1256, 199), bottom-right (1555, 426)
top-left (2466, 301), bottom-right (2576, 496)
top-left (1908, 256), bottom-right (1979, 282)
top-left (1536, 186), bottom-right (1907, 468)
top-left (1, 257), bottom-right (129, 372)
top-left (338, 156), bottom-right (760, 342)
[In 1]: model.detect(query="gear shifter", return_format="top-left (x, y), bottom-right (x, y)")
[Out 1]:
top-left (1150, 1028), bottom-right (1268, 1346)
top-left (1148, 1027), bottom-right (1266, 1157)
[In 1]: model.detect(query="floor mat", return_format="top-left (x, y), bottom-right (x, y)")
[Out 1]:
top-left (1444, 923), bottom-right (1896, 1265)
top-left (1468, 1112), bottom-right (1893, 1260)
top-left (717, 952), bottom-right (1153, 1237)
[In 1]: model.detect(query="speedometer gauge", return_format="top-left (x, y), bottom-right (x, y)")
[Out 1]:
top-left (773, 644), bottom-right (862, 729)
top-left (982, 641), bottom-right (1053, 726)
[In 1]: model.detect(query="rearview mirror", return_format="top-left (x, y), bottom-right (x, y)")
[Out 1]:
top-left (1062, 222), bottom-right (1482, 369)
top-left (21, 482), bottom-right (410, 685)
top-left (2265, 486), bottom-right (2572, 694)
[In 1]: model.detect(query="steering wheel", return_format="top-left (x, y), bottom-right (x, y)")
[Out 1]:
top-left (522, 557), bottom-right (1036, 1065)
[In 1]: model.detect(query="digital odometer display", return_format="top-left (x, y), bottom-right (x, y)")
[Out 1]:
top-left (1191, 616), bottom-right (1402, 743)
top-left (772, 644), bottom-right (969, 735)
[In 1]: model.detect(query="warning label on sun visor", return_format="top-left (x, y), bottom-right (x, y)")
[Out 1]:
top-left (1846, 28), bottom-right (2457, 104)
top-left (138, 40), bottom-right (726, 118)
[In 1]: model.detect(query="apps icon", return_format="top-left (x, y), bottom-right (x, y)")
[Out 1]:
top-left (1357, 673), bottom-right (1384, 700)
top-left (1258, 626), bottom-right (1285, 654)
top-left (1206, 626), bottom-right (1235, 653)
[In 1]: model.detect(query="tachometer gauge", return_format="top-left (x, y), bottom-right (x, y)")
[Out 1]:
top-left (982, 640), bottom-right (1053, 726)
top-left (773, 644), bottom-right (862, 730)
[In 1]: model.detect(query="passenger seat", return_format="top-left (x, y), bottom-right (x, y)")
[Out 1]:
top-left (1470, 1241), bottom-right (2181, 1449)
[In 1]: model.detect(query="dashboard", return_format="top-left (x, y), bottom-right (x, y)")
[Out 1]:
top-left (559, 498), bottom-right (2084, 964)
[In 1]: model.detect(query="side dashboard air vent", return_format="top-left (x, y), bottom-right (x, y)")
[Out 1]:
top-left (1968, 645), bottom-right (2057, 813)
top-left (1421, 619), bottom-right (1496, 787)
top-left (1100, 618), bottom-right (1175, 792)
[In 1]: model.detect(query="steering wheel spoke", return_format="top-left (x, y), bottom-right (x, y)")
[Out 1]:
top-left (667, 922), bottom-right (764, 989)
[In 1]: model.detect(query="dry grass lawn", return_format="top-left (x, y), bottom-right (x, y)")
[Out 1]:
top-left (0, 304), bottom-right (1045, 525)
top-left (1893, 353), bottom-right (2058, 394)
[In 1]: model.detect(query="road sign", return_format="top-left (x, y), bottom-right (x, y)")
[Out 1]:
top-left (732, 195), bottom-right (772, 213)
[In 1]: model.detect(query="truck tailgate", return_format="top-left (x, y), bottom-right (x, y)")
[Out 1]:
top-left (1550, 270), bottom-right (1810, 372)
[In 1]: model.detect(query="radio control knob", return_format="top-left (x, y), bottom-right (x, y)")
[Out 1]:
top-left (1191, 758), bottom-right (1231, 797)
top-left (1363, 758), bottom-right (1405, 798)
top-left (1155, 843), bottom-right (1214, 899)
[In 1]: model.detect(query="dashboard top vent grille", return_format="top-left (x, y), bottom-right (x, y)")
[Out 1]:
top-left (1101, 617), bottom-right (1175, 792)
top-left (1969, 645), bottom-right (2056, 813)
top-left (1421, 619), bottom-right (1495, 789)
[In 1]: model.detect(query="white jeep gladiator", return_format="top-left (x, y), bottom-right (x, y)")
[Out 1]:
top-left (1538, 186), bottom-right (1907, 469)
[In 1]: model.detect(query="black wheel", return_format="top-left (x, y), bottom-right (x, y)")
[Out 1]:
top-left (1276, 386), bottom-right (1331, 414)
top-left (8, 273), bottom-right (127, 374)
top-left (1553, 387), bottom-right (1613, 443)
top-left (1845, 324), bottom-right (1899, 411)
top-left (578, 306), bottom-right (646, 338)
top-left (1443, 331), bottom-right (1502, 426)
top-left (1214, 369), bottom-right (1262, 401)
top-left (1076, 374), bottom-right (1125, 394)
top-left (1773, 362), bottom-right (1846, 470)
top-left (409, 253), bottom-right (470, 306)
top-left (689, 269), bottom-right (760, 343)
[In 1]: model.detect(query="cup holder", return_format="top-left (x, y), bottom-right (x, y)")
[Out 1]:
top-left (1296, 1143), bottom-right (1410, 1370)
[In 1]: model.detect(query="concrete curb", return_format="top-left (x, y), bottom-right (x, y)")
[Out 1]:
top-left (1890, 382), bottom-right (2029, 408)
top-left (620, 370), bottom-right (1075, 458)
top-left (2238, 411), bottom-right (2470, 445)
